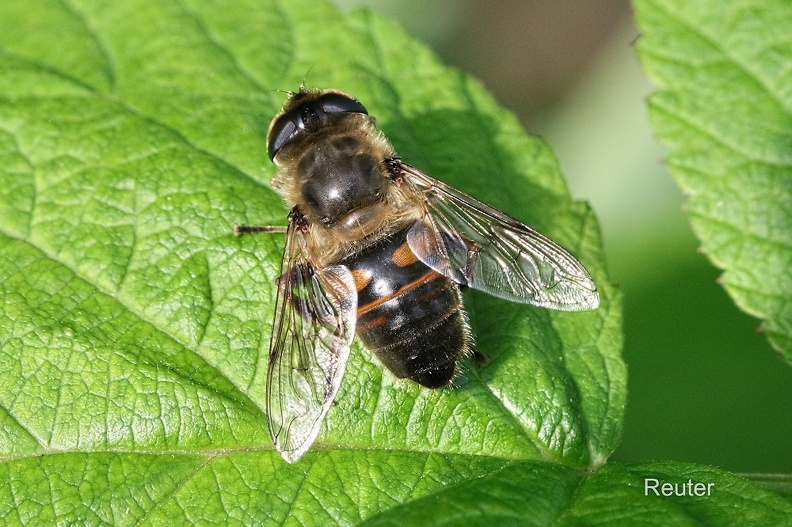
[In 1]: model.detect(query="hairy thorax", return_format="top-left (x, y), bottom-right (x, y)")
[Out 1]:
top-left (271, 113), bottom-right (421, 266)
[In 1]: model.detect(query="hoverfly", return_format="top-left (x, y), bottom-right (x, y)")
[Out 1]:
top-left (236, 87), bottom-right (599, 463)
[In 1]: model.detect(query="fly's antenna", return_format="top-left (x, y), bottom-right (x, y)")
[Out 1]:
top-left (264, 65), bottom-right (315, 100)
top-left (265, 87), bottom-right (295, 98)
top-left (300, 65), bottom-right (316, 91)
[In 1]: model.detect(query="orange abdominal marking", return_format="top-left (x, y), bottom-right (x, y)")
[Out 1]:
top-left (390, 241), bottom-right (419, 267)
top-left (357, 270), bottom-right (443, 318)
top-left (351, 268), bottom-right (373, 292)
top-left (356, 314), bottom-right (391, 330)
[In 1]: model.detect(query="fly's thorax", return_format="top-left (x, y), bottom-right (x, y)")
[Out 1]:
top-left (273, 114), bottom-right (400, 243)
top-left (266, 92), bottom-right (423, 266)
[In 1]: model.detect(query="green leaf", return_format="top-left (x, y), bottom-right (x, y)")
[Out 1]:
top-left (635, 0), bottom-right (792, 362)
top-left (743, 473), bottom-right (792, 500)
top-left (360, 462), bottom-right (792, 526)
top-left (4, 0), bottom-right (783, 524)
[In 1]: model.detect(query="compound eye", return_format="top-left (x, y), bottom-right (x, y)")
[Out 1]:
top-left (267, 91), bottom-right (369, 160)
top-left (267, 116), bottom-right (298, 161)
top-left (317, 92), bottom-right (368, 116)
top-left (267, 103), bottom-right (322, 160)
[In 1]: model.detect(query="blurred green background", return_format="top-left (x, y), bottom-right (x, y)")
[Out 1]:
top-left (334, 0), bottom-right (792, 473)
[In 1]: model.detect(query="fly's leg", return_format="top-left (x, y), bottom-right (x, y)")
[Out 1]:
top-left (236, 207), bottom-right (305, 237)
top-left (471, 349), bottom-right (489, 367)
top-left (234, 225), bottom-right (288, 236)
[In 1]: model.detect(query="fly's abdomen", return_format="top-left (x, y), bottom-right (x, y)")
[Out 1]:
top-left (341, 226), bottom-right (471, 388)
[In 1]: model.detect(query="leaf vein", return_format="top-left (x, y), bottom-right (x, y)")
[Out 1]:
top-left (57, 0), bottom-right (117, 93)
top-left (653, 98), bottom-right (789, 167)
top-left (651, 0), bottom-right (792, 115)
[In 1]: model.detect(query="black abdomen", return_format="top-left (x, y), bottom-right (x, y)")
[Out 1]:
top-left (340, 226), bottom-right (471, 388)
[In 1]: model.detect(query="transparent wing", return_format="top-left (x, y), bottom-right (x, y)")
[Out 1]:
top-left (266, 221), bottom-right (357, 463)
top-left (400, 163), bottom-right (599, 311)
